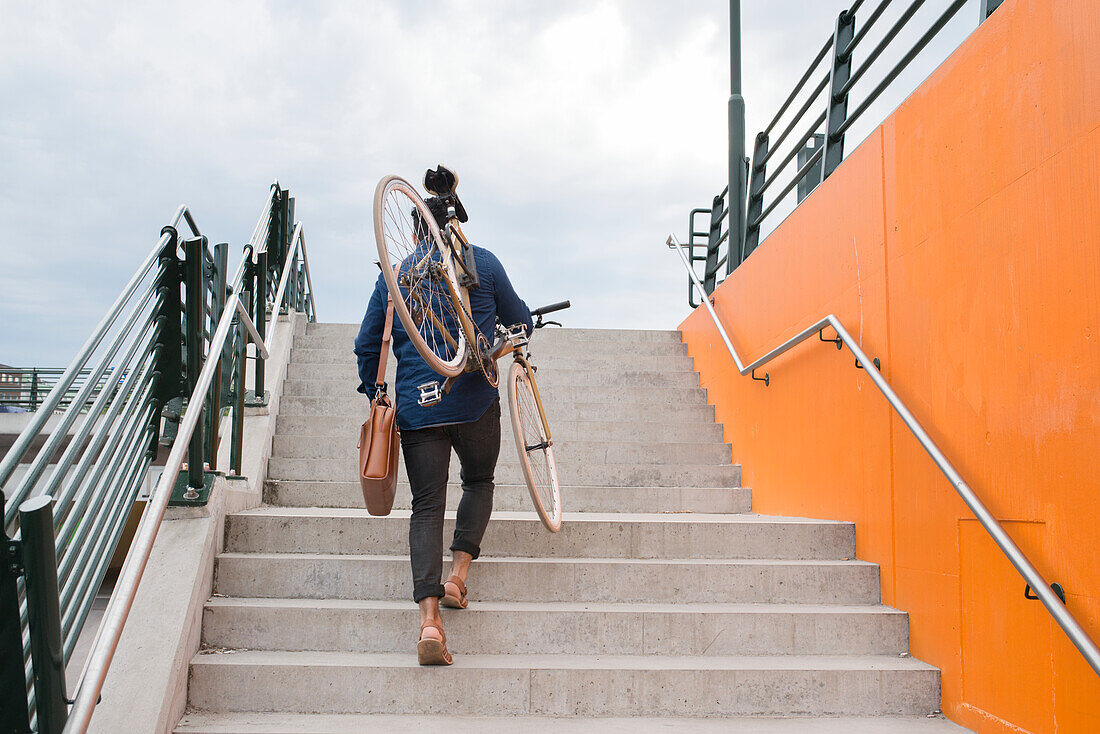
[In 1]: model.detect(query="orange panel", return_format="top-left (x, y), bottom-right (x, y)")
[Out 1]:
top-left (958, 520), bottom-right (1052, 733)
top-left (679, 0), bottom-right (1100, 729)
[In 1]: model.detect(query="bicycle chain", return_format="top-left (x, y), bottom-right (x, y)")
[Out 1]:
top-left (445, 242), bottom-right (499, 388)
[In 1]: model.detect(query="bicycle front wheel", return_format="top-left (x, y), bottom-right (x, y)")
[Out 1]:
top-left (373, 174), bottom-right (467, 377)
top-left (507, 360), bottom-right (562, 532)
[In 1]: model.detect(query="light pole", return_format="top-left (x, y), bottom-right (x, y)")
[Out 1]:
top-left (727, 0), bottom-right (747, 272)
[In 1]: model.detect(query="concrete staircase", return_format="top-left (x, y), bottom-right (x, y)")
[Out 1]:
top-left (176, 325), bottom-right (964, 732)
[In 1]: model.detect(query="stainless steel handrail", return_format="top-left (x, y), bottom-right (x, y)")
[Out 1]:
top-left (62, 290), bottom-right (270, 733)
top-left (667, 233), bottom-right (1100, 677)
top-left (267, 222), bottom-right (318, 342)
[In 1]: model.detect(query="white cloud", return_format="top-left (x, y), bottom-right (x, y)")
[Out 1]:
top-left (0, 0), bottom-right (978, 364)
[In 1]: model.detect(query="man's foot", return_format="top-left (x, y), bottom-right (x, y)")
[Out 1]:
top-left (417, 623), bottom-right (452, 665)
top-left (441, 575), bottom-right (468, 609)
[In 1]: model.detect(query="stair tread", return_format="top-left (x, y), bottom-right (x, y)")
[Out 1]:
top-left (190, 649), bottom-right (937, 671)
top-left (205, 597), bottom-right (904, 615)
top-left (217, 552), bottom-right (875, 567)
top-left (234, 507), bottom-right (845, 526)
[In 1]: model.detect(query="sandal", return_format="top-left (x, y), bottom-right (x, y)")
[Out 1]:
top-left (441, 575), bottom-right (468, 610)
top-left (417, 623), bottom-right (453, 666)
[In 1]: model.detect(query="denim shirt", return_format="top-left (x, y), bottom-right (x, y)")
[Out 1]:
top-left (354, 245), bottom-right (533, 431)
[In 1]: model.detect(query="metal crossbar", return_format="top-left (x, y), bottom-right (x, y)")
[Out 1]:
top-left (667, 233), bottom-right (1100, 679)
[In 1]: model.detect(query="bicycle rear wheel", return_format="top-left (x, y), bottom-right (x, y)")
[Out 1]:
top-left (373, 175), bottom-right (467, 377)
top-left (507, 360), bottom-right (562, 532)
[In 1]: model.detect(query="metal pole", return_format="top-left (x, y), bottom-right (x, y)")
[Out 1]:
top-left (727, 0), bottom-right (747, 272)
top-left (20, 495), bottom-right (67, 734)
top-left (254, 249), bottom-right (268, 400)
top-left (0, 490), bottom-right (32, 734)
top-left (183, 237), bottom-right (206, 491)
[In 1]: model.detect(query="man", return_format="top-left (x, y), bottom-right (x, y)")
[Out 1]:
top-left (354, 168), bottom-right (532, 665)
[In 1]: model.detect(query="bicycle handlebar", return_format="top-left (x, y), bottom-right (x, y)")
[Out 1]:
top-left (531, 300), bottom-right (571, 317)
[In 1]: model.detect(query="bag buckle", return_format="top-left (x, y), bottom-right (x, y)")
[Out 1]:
top-left (417, 381), bottom-right (442, 407)
top-left (374, 383), bottom-right (388, 400)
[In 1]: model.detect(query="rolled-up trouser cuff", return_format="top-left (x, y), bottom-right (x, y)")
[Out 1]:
top-left (450, 539), bottom-right (481, 560)
top-left (413, 583), bottom-right (446, 603)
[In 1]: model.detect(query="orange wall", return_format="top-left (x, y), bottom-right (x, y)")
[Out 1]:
top-left (679, 0), bottom-right (1099, 731)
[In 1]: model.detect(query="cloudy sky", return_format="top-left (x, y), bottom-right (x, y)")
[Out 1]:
top-left (0, 0), bottom-right (981, 366)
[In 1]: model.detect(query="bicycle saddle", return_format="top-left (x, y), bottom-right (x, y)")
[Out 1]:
top-left (424, 165), bottom-right (468, 223)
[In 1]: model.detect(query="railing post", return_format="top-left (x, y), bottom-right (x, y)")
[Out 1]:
top-left (797, 133), bottom-right (825, 202)
top-left (182, 236), bottom-right (207, 494)
top-left (822, 8), bottom-right (857, 181)
top-left (251, 249), bottom-right (268, 406)
top-left (0, 490), bottom-right (32, 734)
top-left (149, 226), bottom-right (185, 458)
top-left (743, 132), bottom-right (770, 259)
top-left (704, 193), bottom-right (726, 295)
top-left (20, 495), bottom-right (66, 734)
top-left (206, 243), bottom-right (229, 471)
top-left (29, 370), bottom-right (38, 412)
top-left (980, 0), bottom-right (1004, 20)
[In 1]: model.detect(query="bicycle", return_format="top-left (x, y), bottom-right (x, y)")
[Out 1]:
top-left (372, 170), bottom-right (569, 532)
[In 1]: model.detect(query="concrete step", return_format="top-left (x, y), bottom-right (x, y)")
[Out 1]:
top-left (266, 457), bottom-right (742, 487)
top-left (277, 396), bottom-right (716, 423)
top-left (275, 414), bottom-right (725, 443)
top-left (214, 554), bottom-right (881, 604)
top-left (271, 435), bottom-right (732, 465)
top-left (281, 377), bottom-right (709, 407)
top-left (294, 334), bottom-right (691, 357)
top-left (201, 598), bottom-right (909, 656)
top-left (186, 650), bottom-right (939, 716)
top-left (263, 480), bottom-right (752, 514)
top-left (302, 324), bottom-right (684, 344)
top-left (291, 350), bottom-right (696, 373)
top-left (283, 359), bottom-right (701, 388)
top-left (175, 713), bottom-right (969, 734)
top-left (224, 509), bottom-right (854, 560)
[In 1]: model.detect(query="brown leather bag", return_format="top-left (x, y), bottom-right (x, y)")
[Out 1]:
top-left (357, 294), bottom-right (399, 515)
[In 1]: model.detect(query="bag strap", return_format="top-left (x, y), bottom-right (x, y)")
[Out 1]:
top-left (375, 289), bottom-right (394, 390)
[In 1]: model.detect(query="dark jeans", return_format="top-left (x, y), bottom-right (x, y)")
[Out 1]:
top-left (401, 399), bottom-right (501, 602)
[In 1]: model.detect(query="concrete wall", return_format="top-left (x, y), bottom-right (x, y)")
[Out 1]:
top-left (678, 0), bottom-right (1099, 730)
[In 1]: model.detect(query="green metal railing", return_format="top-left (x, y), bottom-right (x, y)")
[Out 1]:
top-left (686, 0), bottom-right (1000, 304)
top-left (0, 369), bottom-right (123, 414)
top-left (0, 182), bottom-right (315, 734)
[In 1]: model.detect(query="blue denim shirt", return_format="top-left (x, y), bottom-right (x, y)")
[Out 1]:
top-left (354, 245), bottom-right (532, 431)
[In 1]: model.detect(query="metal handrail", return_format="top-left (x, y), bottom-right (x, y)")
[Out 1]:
top-left (62, 293), bottom-right (269, 733)
top-left (667, 233), bottom-right (1100, 678)
top-left (267, 222), bottom-right (318, 342)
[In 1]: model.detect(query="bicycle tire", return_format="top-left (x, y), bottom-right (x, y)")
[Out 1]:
top-left (373, 174), bottom-right (467, 377)
top-left (507, 360), bottom-right (562, 532)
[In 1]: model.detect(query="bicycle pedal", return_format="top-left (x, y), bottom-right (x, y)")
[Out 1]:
top-left (504, 323), bottom-right (529, 349)
top-left (417, 381), bottom-right (442, 407)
